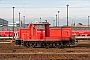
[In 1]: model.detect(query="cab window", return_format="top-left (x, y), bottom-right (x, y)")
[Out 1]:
top-left (38, 24), bottom-right (44, 29)
top-left (33, 25), bottom-right (36, 29)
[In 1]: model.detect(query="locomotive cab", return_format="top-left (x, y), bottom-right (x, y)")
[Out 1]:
top-left (32, 22), bottom-right (50, 39)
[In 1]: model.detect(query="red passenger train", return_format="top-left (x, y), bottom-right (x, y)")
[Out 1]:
top-left (72, 27), bottom-right (90, 40)
top-left (0, 27), bottom-right (17, 40)
top-left (15, 22), bottom-right (75, 48)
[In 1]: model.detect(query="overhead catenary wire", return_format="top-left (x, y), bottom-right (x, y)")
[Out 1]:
top-left (0, 7), bottom-right (90, 8)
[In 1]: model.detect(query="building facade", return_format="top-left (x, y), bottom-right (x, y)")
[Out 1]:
top-left (0, 18), bottom-right (8, 26)
top-left (8, 20), bottom-right (27, 28)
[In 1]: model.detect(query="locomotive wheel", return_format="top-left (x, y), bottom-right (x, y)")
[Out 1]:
top-left (60, 42), bottom-right (63, 48)
top-left (56, 43), bottom-right (60, 48)
top-left (33, 43), bottom-right (36, 48)
top-left (71, 40), bottom-right (75, 45)
top-left (66, 42), bottom-right (69, 47)
top-left (50, 43), bottom-right (53, 48)
top-left (68, 41), bottom-right (71, 47)
top-left (63, 42), bottom-right (67, 47)
top-left (41, 43), bottom-right (45, 48)
top-left (29, 42), bottom-right (34, 48)
top-left (64, 44), bottom-right (67, 47)
top-left (45, 43), bottom-right (50, 49)
top-left (29, 43), bottom-right (33, 48)
top-left (25, 42), bottom-right (30, 48)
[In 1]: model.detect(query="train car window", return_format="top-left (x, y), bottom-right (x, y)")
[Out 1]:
top-left (87, 34), bottom-right (90, 36)
top-left (4, 27), bottom-right (7, 31)
top-left (14, 28), bottom-right (17, 31)
top-left (14, 28), bottom-right (16, 31)
top-left (87, 28), bottom-right (90, 30)
top-left (0, 28), bottom-right (1, 31)
top-left (82, 28), bottom-right (85, 30)
top-left (38, 24), bottom-right (44, 29)
top-left (9, 28), bottom-right (12, 31)
top-left (9, 34), bottom-right (12, 37)
top-left (72, 28), bottom-right (75, 30)
top-left (77, 28), bottom-right (80, 30)
top-left (77, 34), bottom-right (80, 36)
top-left (10, 35), bottom-right (12, 37)
top-left (82, 34), bottom-right (85, 36)
top-left (4, 34), bottom-right (7, 37)
top-left (8, 35), bottom-right (10, 37)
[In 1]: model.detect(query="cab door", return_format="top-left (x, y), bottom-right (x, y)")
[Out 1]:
top-left (37, 24), bottom-right (45, 39)
top-left (62, 30), bottom-right (70, 37)
top-left (22, 33), bottom-right (29, 40)
top-left (62, 27), bottom-right (71, 40)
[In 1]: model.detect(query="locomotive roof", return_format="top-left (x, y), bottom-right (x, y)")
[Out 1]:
top-left (33, 22), bottom-right (50, 25)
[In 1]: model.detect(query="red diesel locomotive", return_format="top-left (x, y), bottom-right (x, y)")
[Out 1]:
top-left (15, 22), bottom-right (75, 48)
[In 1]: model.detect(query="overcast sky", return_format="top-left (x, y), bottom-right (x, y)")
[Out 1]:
top-left (0, 0), bottom-right (90, 26)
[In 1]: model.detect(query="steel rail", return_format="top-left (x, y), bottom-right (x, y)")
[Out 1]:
top-left (0, 52), bottom-right (90, 54)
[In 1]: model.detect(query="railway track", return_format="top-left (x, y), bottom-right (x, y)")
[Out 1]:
top-left (0, 47), bottom-right (89, 60)
top-left (0, 41), bottom-right (89, 59)
top-left (0, 42), bottom-right (90, 53)
top-left (0, 52), bottom-right (90, 60)
top-left (0, 48), bottom-right (90, 53)
top-left (0, 40), bottom-right (89, 49)
top-left (0, 52), bottom-right (90, 54)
